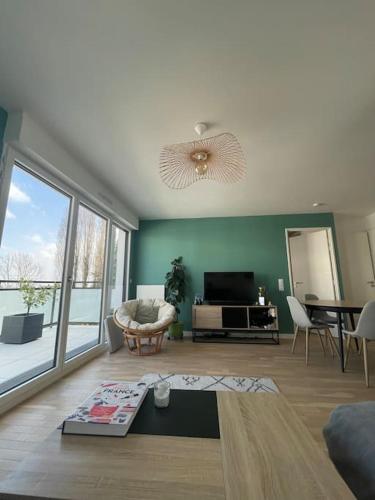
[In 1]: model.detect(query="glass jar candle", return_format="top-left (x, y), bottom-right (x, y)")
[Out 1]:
top-left (154, 381), bottom-right (171, 408)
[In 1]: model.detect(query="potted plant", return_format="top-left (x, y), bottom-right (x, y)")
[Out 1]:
top-left (0, 279), bottom-right (55, 344)
top-left (165, 256), bottom-right (186, 339)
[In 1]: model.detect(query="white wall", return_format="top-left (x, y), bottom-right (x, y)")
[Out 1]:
top-left (4, 112), bottom-right (138, 229)
top-left (334, 212), bottom-right (375, 302)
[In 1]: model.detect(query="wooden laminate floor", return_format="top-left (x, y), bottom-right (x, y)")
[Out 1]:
top-left (0, 336), bottom-right (374, 482)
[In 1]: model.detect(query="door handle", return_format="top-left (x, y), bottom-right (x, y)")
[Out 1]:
top-left (294, 281), bottom-right (304, 285)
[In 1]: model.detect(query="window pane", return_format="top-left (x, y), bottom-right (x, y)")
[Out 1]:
top-left (108, 225), bottom-right (127, 313)
top-left (65, 204), bottom-right (107, 360)
top-left (0, 164), bottom-right (70, 395)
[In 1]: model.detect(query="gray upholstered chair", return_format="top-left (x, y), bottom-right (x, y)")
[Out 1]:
top-left (344, 301), bottom-right (375, 387)
top-left (287, 296), bottom-right (338, 365)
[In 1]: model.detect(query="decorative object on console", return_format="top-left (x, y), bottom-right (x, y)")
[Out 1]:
top-left (165, 256), bottom-right (186, 339)
top-left (194, 294), bottom-right (203, 305)
top-left (258, 286), bottom-right (266, 306)
top-left (159, 123), bottom-right (246, 189)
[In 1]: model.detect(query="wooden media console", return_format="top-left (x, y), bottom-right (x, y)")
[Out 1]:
top-left (192, 304), bottom-right (279, 344)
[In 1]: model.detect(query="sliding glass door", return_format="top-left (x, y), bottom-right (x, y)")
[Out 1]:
top-left (0, 152), bottom-right (131, 401)
top-left (64, 204), bottom-right (107, 360)
top-left (0, 164), bottom-right (71, 395)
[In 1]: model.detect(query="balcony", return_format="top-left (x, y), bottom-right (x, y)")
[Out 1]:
top-left (0, 281), bottom-right (103, 395)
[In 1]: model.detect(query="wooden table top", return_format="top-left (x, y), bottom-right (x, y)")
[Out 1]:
top-left (304, 299), bottom-right (365, 312)
top-left (0, 393), bottom-right (353, 500)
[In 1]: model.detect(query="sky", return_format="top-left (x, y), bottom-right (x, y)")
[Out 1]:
top-left (0, 165), bottom-right (70, 280)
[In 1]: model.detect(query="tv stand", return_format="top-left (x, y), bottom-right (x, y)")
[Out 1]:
top-left (192, 304), bottom-right (279, 344)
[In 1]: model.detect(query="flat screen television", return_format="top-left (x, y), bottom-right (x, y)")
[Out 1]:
top-left (204, 272), bottom-right (255, 305)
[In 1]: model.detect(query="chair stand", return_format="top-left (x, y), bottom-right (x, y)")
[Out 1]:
top-left (346, 336), bottom-right (371, 387)
top-left (291, 325), bottom-right (339, 365)
top-left (123, 328), bottom-right (166, 356)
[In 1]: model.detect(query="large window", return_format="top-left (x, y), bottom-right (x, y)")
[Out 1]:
top-left (0, 156), bottom-right (131, 400)
top-left (0, 165), bottom-right (71, 395)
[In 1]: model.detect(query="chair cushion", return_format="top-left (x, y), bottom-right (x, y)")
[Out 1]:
top-left (114, 299), bottom-right (176, 332)
top-left (323, 402), bottom-right (375, 499)
top-left (135, 302), bottom-right (159, 324)
top-left (311, 321), bottom-right (330, 329)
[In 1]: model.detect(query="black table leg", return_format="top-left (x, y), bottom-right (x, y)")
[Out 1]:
top-left (349, 312), bottom-right (359, 351)
top-left (337, 312), bottom-right (345, 372)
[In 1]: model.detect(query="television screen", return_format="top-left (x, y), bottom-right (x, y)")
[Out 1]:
top-left (204, 272), bottom-right (255, 305)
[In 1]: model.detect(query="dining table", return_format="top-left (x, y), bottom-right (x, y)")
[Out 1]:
top-left (303, 299), bottom-right (365, 372)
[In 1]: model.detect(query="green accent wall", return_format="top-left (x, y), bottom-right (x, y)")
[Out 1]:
top-left (0, 106), bottom-right (7, 156)
top-left (130, 213), bottom-right (339, 333)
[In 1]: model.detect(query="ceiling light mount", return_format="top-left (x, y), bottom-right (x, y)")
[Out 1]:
top-left (194, 122), bottom-right (208, 136)
top-left (191, 151), bottom-right (209, 162)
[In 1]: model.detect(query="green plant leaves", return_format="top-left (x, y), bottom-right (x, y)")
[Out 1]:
top-left (165, 256), bottom-right (186, 319)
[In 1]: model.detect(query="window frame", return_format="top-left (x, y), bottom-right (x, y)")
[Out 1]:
top-left (0, 145), bottom-right (132, 411)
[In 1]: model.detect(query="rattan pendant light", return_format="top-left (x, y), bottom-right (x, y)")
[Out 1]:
top-left (159, 123), bottom-right (246, 189)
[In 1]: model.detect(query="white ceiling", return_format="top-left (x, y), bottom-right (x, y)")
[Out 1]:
top-left (1, 0), bottom-right (375, 219)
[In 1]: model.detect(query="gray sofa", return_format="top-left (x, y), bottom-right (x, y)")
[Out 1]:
top-left (323, 401), bottom-right (375, 499)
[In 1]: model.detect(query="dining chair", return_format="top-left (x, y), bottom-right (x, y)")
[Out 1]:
top-left (287, 296), bottom-right (339, 365)
top-left (344, 301), bottom-right (375, 387)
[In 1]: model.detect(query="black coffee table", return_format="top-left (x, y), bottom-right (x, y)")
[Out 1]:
top-left (129, 389), bottom-right (220, 439)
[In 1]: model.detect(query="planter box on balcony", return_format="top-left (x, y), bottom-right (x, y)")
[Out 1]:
top-left (0, 313), bottom-right (44, 344)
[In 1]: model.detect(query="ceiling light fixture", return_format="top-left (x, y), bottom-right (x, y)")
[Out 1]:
top-left (312, 202), bottom-right (325, 207)
top-left (159, 123), bottom-right (246, 189)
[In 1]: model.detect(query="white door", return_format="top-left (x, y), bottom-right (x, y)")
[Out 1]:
top-left (287, 229), bottom-right (338, 301)
top-left (354, 230), bottom-right (375, 302)
top-left (288, 232), bottom-right (311, 301)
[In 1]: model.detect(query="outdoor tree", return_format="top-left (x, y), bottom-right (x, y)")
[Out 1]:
top-left (80, 210), bottom-right (95, 286)
top-left (0, 253), bottom-right (14, 283)
top-left (92, 219), bottom-right (106, 285)
top-left (54, 208), bottom-right (106, 288)
top-left (0, 252), bottom-right (41, 287)
top-left (55, 213), bottom-right (68, 279)
top-left (19, 279), bottom-right (56, 314)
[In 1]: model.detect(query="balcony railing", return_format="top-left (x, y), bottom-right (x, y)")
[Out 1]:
top-left (0, 280), bottom-right (103, 330)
